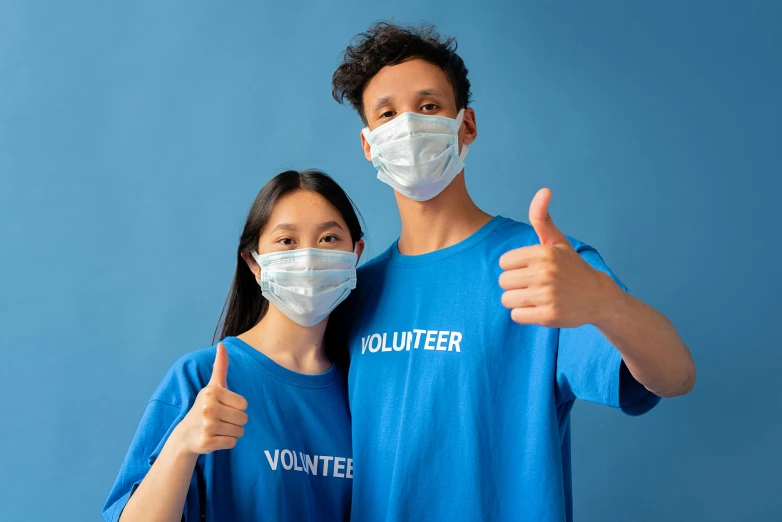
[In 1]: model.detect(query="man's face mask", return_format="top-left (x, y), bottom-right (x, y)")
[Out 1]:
top-left (361, 109), bottom-right (470, 202)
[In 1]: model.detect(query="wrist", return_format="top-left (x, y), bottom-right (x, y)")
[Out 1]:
top-left (168, 424), bottom-right (200, 462)
top-left (592, 271), bottom-right (626, 329)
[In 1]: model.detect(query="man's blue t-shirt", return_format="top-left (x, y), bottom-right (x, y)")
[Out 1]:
top-left (103, 337), bottom-right (353, 522)
top-left (340, 216), bottom-right (660, 522)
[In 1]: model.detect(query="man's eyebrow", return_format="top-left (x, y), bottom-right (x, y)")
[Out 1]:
top-left (318, 221), bottom-right (344, 232)
top-left (372, 95), bottom-right (393, 112)
top-left (417, 89), bottom-right (446, 98)
top-left (271, 223), bottom-right (297, 232)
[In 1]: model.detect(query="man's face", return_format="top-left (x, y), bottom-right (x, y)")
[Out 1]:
top-left (360, 58), bottom-right (477, 162)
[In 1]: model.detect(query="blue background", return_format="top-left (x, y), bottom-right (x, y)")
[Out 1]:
top-left (1, 1), bottom-right (780, 520)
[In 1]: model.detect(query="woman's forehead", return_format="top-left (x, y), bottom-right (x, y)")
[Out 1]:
top-left (266, 191), bottom-right (346, 227)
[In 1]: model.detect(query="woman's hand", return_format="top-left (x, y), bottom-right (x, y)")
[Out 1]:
top-left (173, 343), bottom-right (249, 455)
top-left (119, 343), bottom-right (248, 522)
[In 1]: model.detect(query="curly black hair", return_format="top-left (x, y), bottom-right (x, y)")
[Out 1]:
top-left (332, 22), bottom-right (472, 123)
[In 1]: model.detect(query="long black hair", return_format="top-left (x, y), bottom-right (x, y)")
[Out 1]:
top-left (213, 169), bottom-right (364, 347)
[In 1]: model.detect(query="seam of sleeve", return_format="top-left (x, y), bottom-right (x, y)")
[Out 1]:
top-left (148, 398), bottom-right (186, 410)
top-left (607, 348), bottom-right (623, 409)
top-left (621, 391), bottom-right (655, 410)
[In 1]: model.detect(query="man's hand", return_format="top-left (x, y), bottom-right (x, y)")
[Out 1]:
top-left (499, 188), bottom-right (618, 328)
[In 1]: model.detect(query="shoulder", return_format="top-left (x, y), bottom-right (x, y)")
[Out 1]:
top-left (352, 244), bottom-right (394, 296)
top-left (149, 345), bottom-right (220, 408)
top-left (357, 244), bottom-right (393, 278)
top-left (491, 216), bottom-right (597, 254)
top-left (495, 217), bottom-right (622, 285)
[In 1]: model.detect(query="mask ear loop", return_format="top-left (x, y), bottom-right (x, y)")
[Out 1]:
top-left (250, 251), bottom-right (264, 286)
top-left (350, 243), bottom-right (360, 267)
top-left (455, 108), bottom-right (470, 161)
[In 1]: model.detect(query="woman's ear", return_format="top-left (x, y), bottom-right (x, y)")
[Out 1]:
top-left (240, 251), bottom-right (261, 279)
top-left (354, 240), bottom-right (366, 264)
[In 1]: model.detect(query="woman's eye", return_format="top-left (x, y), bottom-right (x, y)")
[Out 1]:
top-left (278, 238), bottom-right (295, 246)
top-left (421, 103), bottom-right (439, 111)
top-left (320, 234), bottom-right (338, 244)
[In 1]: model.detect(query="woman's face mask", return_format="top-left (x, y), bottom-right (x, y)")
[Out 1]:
top-left (251, 248), bottom-right (357, 327)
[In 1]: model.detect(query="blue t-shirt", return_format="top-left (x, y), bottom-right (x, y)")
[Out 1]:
top-left (339, 216), bottom-right (660, 522)
top-left (103, 337), bottom-right (353, 522)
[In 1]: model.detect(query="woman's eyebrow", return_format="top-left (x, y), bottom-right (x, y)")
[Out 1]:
top-left (271, 223), bottom-right (297, 233)
top-left (318, 221), bottom-right (344, 232)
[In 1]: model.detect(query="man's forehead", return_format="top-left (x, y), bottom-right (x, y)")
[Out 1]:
top-left (369, 89), bottom-right (449, 109)
top-left (364, 59), bottom-right (453, 102)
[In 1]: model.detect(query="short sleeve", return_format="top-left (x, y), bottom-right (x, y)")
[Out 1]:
top-left (555, 243), bottom-right (661, 416)
top-left (102, 347), bottom-right (218, 522)
top-left (102, 399), bottom-right (205, 521)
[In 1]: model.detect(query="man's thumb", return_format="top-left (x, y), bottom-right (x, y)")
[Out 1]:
top-left (210, 343), bottom-right (229, 388)
top-left (529, 188), bottom-right (567, 246)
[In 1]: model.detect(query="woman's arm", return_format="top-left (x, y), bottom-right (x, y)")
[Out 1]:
top-left (119, 426), bottom-right (199, 522)
top-left (119, 344), bottom-right (248, 522)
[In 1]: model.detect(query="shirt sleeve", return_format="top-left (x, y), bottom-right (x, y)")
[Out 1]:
top-left (555, 244), bottom-right (661, 416)
top-left (102, 400), bottom-right (205, 521)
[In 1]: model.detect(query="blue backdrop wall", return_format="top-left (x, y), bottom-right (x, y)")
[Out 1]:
top-left (1, 1), bottom-right (780, 520)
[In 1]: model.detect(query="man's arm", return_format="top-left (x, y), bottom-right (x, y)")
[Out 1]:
top-left (592, 270), bottom-right (694, 397)
top-left (499, 188), bottom-right (695, 398)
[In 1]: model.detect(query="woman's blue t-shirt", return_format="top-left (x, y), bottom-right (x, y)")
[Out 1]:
top-left (103, 337), bottom-right (352, 522)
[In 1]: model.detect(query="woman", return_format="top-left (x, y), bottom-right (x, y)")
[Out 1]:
top-left (103, 170), bottom-right (364, 522)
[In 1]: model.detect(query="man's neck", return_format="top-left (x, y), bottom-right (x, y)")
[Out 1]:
top-left (396, 172), bottom-right (493, 255)
top-left (239, 306), bottom-right (331, 375)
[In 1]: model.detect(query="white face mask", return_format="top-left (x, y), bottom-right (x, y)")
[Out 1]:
top-left (251, 248), bottom-right (357, 327)
top-left (361, 109), bottom-right (470, 202)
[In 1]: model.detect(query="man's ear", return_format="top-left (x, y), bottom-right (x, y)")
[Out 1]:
top-left (460, 107), bottom-right (478, 147)
top-left (360, 130), bottom-right (372, 162)
top-left (240, 251), bottom-right (261, 279)
top-left (354, 240), bottom-right (366, 264)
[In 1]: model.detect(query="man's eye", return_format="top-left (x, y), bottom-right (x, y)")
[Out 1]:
top-left (421, 103), bottom-right (438, 111)
top-left (379, 111), bottom-right (395, 119)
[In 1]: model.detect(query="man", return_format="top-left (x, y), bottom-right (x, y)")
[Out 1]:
top-left (330, 22), bottom-right (695, 521)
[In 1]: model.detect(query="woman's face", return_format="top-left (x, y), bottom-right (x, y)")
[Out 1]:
top-left (250, 190), bottom-right (362, 273)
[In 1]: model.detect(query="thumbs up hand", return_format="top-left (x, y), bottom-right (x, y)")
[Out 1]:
top-left (499, 189), bottom-right (614, 328)
top-left (173, 343), bottom-right (249, 455)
